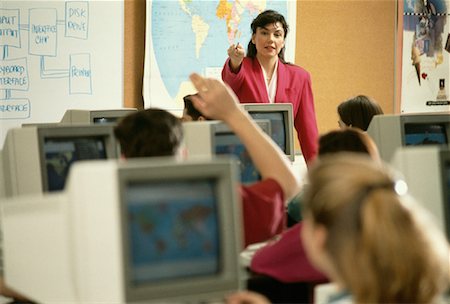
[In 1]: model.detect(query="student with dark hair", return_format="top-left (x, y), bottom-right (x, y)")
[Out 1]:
top-left (115, 79), bottom-right (301, 247)
top-left (222, 10), bottom-right (319, 165)
top-left (189, 73), bottom-right (300, 246)
top-left (287, 128), bottom-right (380, 224)
top-left (182, 93), bottom-right (208, 121)
top-left (318, 128), bottom-right (373, 156)
top-left (247, 128), bottom-right (380, 294)
top-left (114, 108), bottom-right (183, 158)
top-left (337, 95), bottom-right (384, 131)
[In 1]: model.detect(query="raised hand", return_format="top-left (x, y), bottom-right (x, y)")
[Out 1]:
top-left (189, 73), bottom-right (241, 122)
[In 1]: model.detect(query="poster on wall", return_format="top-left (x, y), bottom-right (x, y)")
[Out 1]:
top-left (143, 0), bottom-right (297, 115)
top-left (401, 0), bottom-right (450, 113)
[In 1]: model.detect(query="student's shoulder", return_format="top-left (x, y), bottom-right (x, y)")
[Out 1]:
top-left (240, 178), bottom-right (283, 199)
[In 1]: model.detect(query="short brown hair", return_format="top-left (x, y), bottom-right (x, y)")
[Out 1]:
top-left (114, 108), bottom-right (183, 158)
top-left (337, 95), bottom-right (384, 131)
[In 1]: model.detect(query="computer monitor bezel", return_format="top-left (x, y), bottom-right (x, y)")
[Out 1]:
top-left (117, 159), bottom-right (243, 302)
top-left (439, 149), bottom-right (450, 239)
top-left (37, 125), bottom-right (119, 192)
top-left (241, 103), bottom-right (295, 161)
top-left (90, 109), bottom-right (137, 124)
top-left (401, 114), bottom-right (450, 146)
top-left (60, 109), bottom-right (137, 124)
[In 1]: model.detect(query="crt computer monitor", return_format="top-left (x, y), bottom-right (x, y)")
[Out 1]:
top-left (183, 120), bottom-right (271, 184)
top-left (367, 113), bottom-right (450, 161)
top-left (242, 103), bottom-right (295, 161)
top-left (60, 108), bottom-right (138, 124)
top-left (390, 146), bottom-right (450, 240)
top-left (1, 124), bottom-right (118, 197)
top-left (1, 158), bottom-right (243, 303)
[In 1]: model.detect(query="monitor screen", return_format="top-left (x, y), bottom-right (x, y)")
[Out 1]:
top-left (93, 117), bottom-right (121, 124)
top-left (249, 111), bottom-right (286, 153)
top-left (214, 132), bottom-right (260, 184)
top-left (44, 136), bottom-right (107, 191)
top-left (125, 179), bottom-right (220, 285)
top-left (404, 123), bottom-right (448, 146)
top-left (60, 109), bottom-right (137, 125)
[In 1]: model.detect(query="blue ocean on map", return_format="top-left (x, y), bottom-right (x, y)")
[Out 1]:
top-left (151, 0), bottom-right (288, 98)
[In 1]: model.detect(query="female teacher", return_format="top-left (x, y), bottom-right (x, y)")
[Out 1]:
top-left (222, 10), bottom-right (318, 165)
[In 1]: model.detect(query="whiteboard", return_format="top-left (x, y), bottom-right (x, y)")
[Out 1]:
top-left (0, 0), bottom-right (124, 148)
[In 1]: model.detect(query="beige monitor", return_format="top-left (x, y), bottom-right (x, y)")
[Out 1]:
top-left (1, 158), bottom-right (243, 303)
top-left (367, 113), bottom-right (450, 161)
top-left (60, 108), bottom-right (137, 124)
top-left (2, 124), bottom-right (118, 197)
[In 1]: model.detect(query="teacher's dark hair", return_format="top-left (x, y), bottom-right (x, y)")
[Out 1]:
top-left (247, 10), bottom-right (289, 63)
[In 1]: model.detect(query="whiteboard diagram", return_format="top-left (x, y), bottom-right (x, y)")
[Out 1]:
top-left (0, 0), bottom-right (124, 148)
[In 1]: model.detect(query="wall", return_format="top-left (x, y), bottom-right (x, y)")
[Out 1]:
top-left (124, 0), bottom-right (397, 133)
top-left (296, 0), bottom-right (396, 134)
top-left (124, 0), bottom-right (146, 109)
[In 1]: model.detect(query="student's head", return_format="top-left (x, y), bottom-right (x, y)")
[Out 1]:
top-left (337, 95), bottom-right (384, 131)
top-left (301, 154), bottom-right (449, 303)
top-left (114, 108), bottom-right (183, 158)
top-left (182, 94), bottom-right (207, 122)
top-left (247, 10), bottom-right (289, 62)
top-left (318, 128), bottom-right (380, 162)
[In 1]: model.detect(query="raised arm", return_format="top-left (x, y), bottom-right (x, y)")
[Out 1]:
top-left (189, 73), bottom-right (300, 200)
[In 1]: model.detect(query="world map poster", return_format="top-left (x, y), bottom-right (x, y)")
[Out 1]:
top-left (143, 0), bottom-right (296, 114)
top-left (401, 0), bottom-right (450, 112)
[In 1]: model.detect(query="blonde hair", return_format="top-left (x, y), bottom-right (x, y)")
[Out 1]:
top-left (304, 154), bottom-right (449, 303)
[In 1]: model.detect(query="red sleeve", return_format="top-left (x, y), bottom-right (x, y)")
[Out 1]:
top-left (221, 58), bottom-right (245, 92)
top-left (239, 178), bottom-right (286, 247)
top-left (250, 223), bottom-right (328, 283)
top-left (294, 72), bottom-right (318, 165)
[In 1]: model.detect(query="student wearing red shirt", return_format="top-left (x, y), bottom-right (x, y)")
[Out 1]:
top-left (114, 88), bottom-right (301, 246)
top-left (189, 73), bottom-right (301, 246)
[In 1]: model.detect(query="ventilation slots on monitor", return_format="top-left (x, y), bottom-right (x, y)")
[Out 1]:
top-left (60, 108), bottom-right (138, 124)
top-left (242, 103), bottom-right (295, 161)
top-left (367, 113), bottom-right (450, 161)
top-left (1, 158), bottom-right (243, 303)
top-left (1, 124), bottom-right (118, 197)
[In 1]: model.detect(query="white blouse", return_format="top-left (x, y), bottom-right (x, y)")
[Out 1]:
top-left (260, 60), bottom-right (278, 103)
